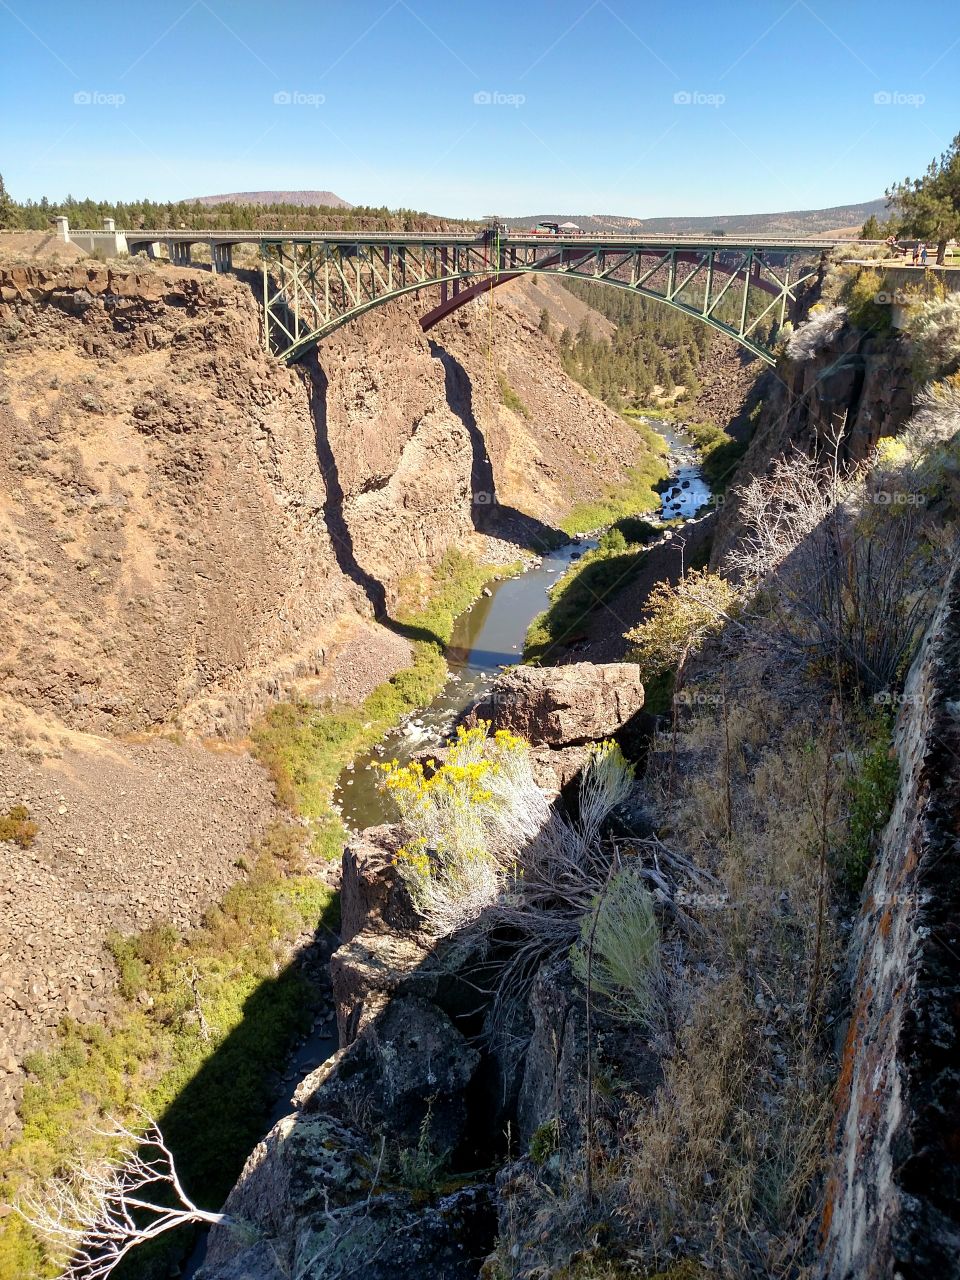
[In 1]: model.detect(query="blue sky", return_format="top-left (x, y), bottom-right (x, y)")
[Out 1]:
top-left (1, 0), bottom-right (956, 218)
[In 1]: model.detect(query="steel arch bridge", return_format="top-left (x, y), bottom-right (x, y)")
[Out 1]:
top-left (257, 231), bottom-right (832, 365)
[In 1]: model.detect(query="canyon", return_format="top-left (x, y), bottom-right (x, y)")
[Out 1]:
top-left (1, 235), bottom-right (958, 1280)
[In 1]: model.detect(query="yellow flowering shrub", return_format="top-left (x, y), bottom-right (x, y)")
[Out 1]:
top-left (377, 723), bottom-right (546, 935)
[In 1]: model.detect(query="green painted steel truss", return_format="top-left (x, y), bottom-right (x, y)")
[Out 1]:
top-left (260, 235), bottom-right (827, 365)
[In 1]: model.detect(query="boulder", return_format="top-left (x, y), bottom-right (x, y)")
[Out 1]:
top-left (340, 823), bottom-right (421, 944)
top-left (528, 743), bottom-right (593, 796)
top-left (201, 1111), bottom-right (496, 1280)
top-left (331, 928), bottom-right (431, 1043)
top-left (469, 662), bottom-right (644, 747)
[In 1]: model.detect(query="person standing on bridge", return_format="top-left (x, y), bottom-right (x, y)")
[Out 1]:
top-left (920, 242), bottom-right (928, 265)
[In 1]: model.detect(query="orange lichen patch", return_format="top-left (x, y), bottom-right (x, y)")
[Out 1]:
top-left (818, 1174), bottom-right (838, 1241)
top-left (879, 906), bottom-right (894, 939)
top-left (834, 993), bottom-right (870, 1104)
top-left (903, 840), bottom-right (919, 873)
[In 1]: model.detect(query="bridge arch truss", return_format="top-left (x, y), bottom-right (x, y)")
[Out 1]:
top-left (260, 235), bottom-right (828, 365)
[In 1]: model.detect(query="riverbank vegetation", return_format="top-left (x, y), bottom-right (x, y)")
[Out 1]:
top-left (560, 415), bottom-right (668, 534)
top-left (251, 548), bottom-right (521, 858)
top-left (525, 522), bottom-right (661, 663)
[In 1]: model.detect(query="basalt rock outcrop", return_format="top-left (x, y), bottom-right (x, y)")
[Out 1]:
top-left (202, 662), bottom-right (652, 1278)
top-left (200, 995), bottom-right (495, 1280)
top-left (468, 661), bottom-right (644, 747)
top-left (817, 554), bottom-right (960, 1279)
top-left (713, 320), bottom-right (914, 570)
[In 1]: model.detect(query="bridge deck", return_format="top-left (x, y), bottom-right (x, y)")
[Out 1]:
top-left (115, 229), bottom-right (852, 252)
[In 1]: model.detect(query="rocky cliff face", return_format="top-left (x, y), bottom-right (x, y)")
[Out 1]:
top-left (817, 557), bottom-right (960, 1278)
top-left (199, 664), bottom-right (647, 1280)
top-left (713, 322), bottom-right (914, 569)
top-left (0, 262), bottom-right (645, 743)
top-left (0, 255), bottom-right (647, 1136)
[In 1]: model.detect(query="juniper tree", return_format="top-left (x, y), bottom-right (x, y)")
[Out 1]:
top-left (887, 131), bottom-right (960, 265)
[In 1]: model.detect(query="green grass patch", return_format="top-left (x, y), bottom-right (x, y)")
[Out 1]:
top-left (839, 716), bottom-right (899, 892)
top-left (497, 372), bottom-right (531, 418)
top-left (560, 425), bottom-right (669, 537)
top-left (683, 420), bottom-right (749, 494)
top-left (525, 525), bottom-right (658, 663)
top-left (0, 823), bottom-right (339, 1280)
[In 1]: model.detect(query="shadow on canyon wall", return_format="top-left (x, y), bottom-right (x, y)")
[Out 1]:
top-left (298, 344), bottom-right (565, 651)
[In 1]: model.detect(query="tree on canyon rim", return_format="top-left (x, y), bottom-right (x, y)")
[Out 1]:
top-left (887, 130), bottom-right (960, 265)
top-left (0, 174), bottom-right (17, 230)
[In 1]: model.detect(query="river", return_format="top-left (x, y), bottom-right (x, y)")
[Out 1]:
top-left (331, 415), bottom-right (710, 834)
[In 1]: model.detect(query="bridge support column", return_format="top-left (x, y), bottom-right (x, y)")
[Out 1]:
top-left (54, 216), bottom-right (70, 242)
top-left (210, 243), bottom-right (233, 273)
top-left (169, 241), bottom-right (192, 267)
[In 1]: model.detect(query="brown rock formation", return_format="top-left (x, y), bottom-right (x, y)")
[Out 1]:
top-left (469, 661), bottom-right (644, 746)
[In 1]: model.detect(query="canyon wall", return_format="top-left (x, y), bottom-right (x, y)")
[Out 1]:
top-left (0, 262), bottom-right (645, 744)
top-left (713, 322), bottom-right (914, 569)
top-left (0, 255), bottom-right (645, 1134)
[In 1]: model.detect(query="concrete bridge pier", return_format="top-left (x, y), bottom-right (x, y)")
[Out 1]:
top-left (169, 241), bottom-right (193, 267)
top-left (210, 243), bottom-right (234, 273)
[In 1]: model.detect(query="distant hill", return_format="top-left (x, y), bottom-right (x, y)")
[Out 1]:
top-left (191, 190), bottom-right (354, 208)
top-left (507, 198), bottom-right (889, 237)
